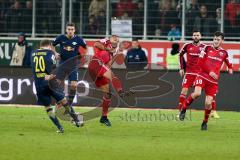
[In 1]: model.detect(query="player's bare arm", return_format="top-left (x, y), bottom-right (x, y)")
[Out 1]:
top-left (224, 53), bottom-right (233, 75)
top-left (94, 41), bottom-right (106, 50)
top-left (179, 45), bottom-right (186, 77)
top-left (179, 69), bottom-right (185, 77)
top-left (45, 74), bottom-right (56, 81)
top-left (51, 46), bottom-right (61, 60)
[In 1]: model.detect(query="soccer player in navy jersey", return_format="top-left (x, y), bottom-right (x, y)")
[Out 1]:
top-left (31, 39), bottom-right (82, 133)
top-left (52, 22), bottom-right (87, 110)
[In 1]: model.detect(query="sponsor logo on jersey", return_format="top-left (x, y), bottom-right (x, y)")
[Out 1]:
top-left (208, 56), bottom-right (222, 61)
top-left (64, 46), bottom-right (74, 51)
top-left (72, 42), bottom-right (77, 45)
top-left (189, 53), bottom-right (200, 56)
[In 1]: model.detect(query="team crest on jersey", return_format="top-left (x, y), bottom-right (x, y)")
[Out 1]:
top-left (64, 46), bottom-right (74, 51)
top-left (219, 52), bottom-right (224, 56)
top-left (72, 42), bottom-right (77, 45)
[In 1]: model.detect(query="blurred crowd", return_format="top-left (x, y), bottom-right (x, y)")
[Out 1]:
top-left (0, 0), bottom-right (240, 38)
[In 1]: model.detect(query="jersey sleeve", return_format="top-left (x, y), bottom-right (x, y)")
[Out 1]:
top-left (224, 51), bottom-right (233, 69)
top-left (45, 51), bottom-right (56, 74)
top-left (179, 43), bottom-right (187, 70)
top-left (52, 35), bottom-right (62, 46)
top-left (78, 37), bottom-right (87, 48)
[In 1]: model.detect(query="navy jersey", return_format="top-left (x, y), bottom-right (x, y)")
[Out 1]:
top-left (52, 34), bottom-right (87, 61)
top-left (31, 49), bottom-right (56, 88)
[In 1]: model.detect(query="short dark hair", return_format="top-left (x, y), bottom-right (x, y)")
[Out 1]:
top-left (132, 38), bottom-right (139, 42)
top-left (66, 22), bottom-right (76, 28)
top-left (214, 31), bottom-right (224, 40)
top-left (40, 39), bottom-right (52, 47)
top-left (193, 29), bottom-right (201, 33)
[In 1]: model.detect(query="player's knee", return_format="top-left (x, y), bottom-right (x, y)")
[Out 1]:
top-left (104, 92), bottom-right (112, 99)
top-left (181, 88), bottom-right (188, 95)
top-left (192, 92), bottom-right (200, 99)
top-left (103, 70), bottom-right (112, 80)
top-left (59, 98), bottom-right (67, 105)
top-left (205, 100), bottom-right (212, 109)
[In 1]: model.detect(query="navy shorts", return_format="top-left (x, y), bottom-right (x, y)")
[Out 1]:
top-left (36, 85), bottom-right (64, 106)
top-left (56, 66), bottom-right (78, 81)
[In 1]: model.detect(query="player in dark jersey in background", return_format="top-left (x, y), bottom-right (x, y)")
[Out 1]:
top-left (31, 39), bottom-right (82, 133)
top-left (179, 31), bottom-right (233, 130)
top-left (52, 22), bottom-right (87, 111)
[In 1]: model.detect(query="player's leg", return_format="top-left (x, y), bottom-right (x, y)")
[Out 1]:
top-left (68, 81), bottom-right (77, 110)
top-left (99, 83), bottom-right (112, 126)
top-left (36, 88), bottom-right (64, 132)
top-left (178, 74), bottom-right (196, 111)
top-left (210, 95), bottom-right (220, 118)
top-left (68, 69), bottom-right (78, 108)
top-left (178, 88), bottom-right (188, 111)
top-left (201, 95), bottom-right (214, 131)
top-left (179, 86), bottom-right (202, 121)
top-left (201, 82), bottom-right (218, 130)
top-left (182, 76), bottom-right (205, 110)
top-left (178, 74), bottom-right (188, 111)
top-left (51, 87), bottom-right (82, 127)
top-left (58, 98), bottom-right (83, 127)
top-left (103, 69), bottom-right (133, 97)
top-left (45, 105), bottom-right (64, 133)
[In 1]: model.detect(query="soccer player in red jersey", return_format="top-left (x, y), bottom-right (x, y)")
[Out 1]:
top-left (178, 31), bottom-right (205, 111)
top-left (88, 35), bottom-right (130, 126)
top-left (179, 31), bottom-right (233, 130)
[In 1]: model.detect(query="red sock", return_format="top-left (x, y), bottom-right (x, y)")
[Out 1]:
top-left (101, 96), bottom-right (111, 117)
top-left (204, 109), bottom-right (211, 123)
top-left (182, 94), bottom-right (194, 110)
top-left (112, 76), bottom-right (123, 93)
top-left (211, 99), bottom-right (216, 111)
top-left (178, 94), bottom-right (186, 111)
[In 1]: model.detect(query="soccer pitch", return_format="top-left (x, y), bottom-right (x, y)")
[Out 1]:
top-left (0, 106), bottom-right (240, 160)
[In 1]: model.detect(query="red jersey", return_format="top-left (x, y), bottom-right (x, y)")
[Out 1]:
top-left (93, 38), bottom-right (113, 64)
top-left (197, 45), bottom-right (233, 84)
top-left (179, 43), bottom-right (205, 74)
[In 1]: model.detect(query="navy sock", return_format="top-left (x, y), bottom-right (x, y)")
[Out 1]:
top-left (63, 103), bottom-right (78, 121)
top-left (46, 108), bottom-right (63, 130)
top-left (68, 89), bottom-right (76, 106)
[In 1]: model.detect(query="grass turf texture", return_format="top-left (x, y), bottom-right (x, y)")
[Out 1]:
top-left (0, 106), bottom-right (240, 160)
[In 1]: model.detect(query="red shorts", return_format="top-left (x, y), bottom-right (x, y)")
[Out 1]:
top-left (88, 58), bottom-right (110, 88)
top-left (182, 74), bottom-right (197, 88)
top-left (194, 76), bottom-right (218, 97)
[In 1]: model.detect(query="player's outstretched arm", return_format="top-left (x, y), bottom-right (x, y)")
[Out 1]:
top-left (94, 41), bottom-right (105, 50)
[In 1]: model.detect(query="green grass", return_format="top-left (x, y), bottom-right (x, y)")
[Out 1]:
top-left (0, 106), bottom-right (240, 160)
